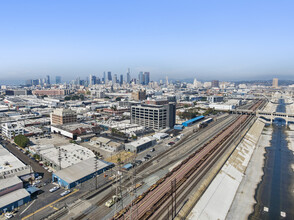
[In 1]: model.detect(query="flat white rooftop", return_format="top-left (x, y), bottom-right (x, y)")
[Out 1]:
top-left (53, 157), bottom-right (112, 184)
top-left (0, 145), bottom-right (26, 176)
top-left (127, 137), bottom-right (156, 148)
top-left (31, 143), bottom-right (95, 169)
top-left (0, 176), bottom-right (22, 191)
top-left (0, 188), bottom-right (30, 209)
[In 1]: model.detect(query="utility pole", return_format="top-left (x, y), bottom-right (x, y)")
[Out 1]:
top-left (115, 160), bottom-right (123, 216)
top-left (129, 155), bottom-right (138, 220)
top-left (58, 147), bottom-right (62, 170)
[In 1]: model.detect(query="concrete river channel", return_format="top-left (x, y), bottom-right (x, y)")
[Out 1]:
top-left (249, 99), bottom-right (294, 220)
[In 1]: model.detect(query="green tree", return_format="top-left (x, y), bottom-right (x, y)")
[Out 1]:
top-left (33, 154), bottom-right (40, 160)
top-left (14, 135), bottom-right (30, 148)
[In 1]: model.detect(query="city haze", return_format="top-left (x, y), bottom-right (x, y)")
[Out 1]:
top-left (0, 1), bottom-right (294, 81)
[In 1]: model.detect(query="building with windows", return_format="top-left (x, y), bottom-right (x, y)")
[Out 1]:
top-left (211, 80), bottom-right (220, 88)
top-left (55, 76), bottom-right (61, 84)
top-left (125, 136), bottom-right (156, 153)
top-left (1, 122), bottom-right (24, 139)
top-left (32, 89), bottom-right (70, 96)
top-left (50, 108), bottom-right (77, 125)
top-left (207, 96), bottom-right (224, 103)
top-left (144, 72), bottom-right (150, 85)
top-left (131, 90), bottom-right (146, 101)
top-left (131, 103), bottom-right (176, 131)
top-left (52, 157), bottom-right (114, 189)
top-left (272, 78), bottom-right (278, 88)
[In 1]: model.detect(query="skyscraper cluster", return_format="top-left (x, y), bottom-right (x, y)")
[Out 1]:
top-left (138, 72), bottom-right (150, 85)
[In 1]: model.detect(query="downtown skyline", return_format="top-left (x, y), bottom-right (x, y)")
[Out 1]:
top-left (1, 0), bottom-right (294, 82)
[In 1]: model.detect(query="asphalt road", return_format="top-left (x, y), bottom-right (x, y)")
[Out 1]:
top-left (0, 140), bottom-right (52, 182)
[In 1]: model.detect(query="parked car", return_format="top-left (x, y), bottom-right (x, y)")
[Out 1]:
top-left (135, 160), bottom-right (142, 165)
top-left (168, 142), bottom-right (175, 146)
top-left (5, 213), bottom-right (13, 219)
top-left (36, 176), bottom-right (43, 180)
top-left (150, 148), bottom-right (155, 152)
top-left (60, 190), bottom-right (71, 196)
top-left (146, 154), bottom-right (152, 158)
top-left (49, 185), bottom-right (60, 193)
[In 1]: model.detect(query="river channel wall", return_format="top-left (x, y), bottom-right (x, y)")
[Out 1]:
top-left (186, 119), bottom-right (265, 220)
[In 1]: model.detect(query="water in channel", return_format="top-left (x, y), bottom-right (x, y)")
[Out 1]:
top-left (249, 99), bottom-right (294, 220)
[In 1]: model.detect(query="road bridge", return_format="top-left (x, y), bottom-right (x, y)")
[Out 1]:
top-left (230, 109), bottom-right (294, 125)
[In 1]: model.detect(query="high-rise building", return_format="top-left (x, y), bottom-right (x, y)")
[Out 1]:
top-left (56, 76), bottom-right (61, 84)
top-left (46, 75), bottom-right (50, 84)
top-left (25, 79), bottom-right (32, 86)
top-left (89, 75), bottom-right (96, 86)
top-left (127, 68), bottom-right (131, 83)
top-left (107, 72), bottom-right (112, 82)
top-left (131, 103), bottom-right (176, 130)
top-left (273, 78), bottom-right (278, 88)
top-left (166, 76), bottom-right (169, 86)
top-left (113, 74), bottom-right (118, 84)
top-left (139, 72), bottom-right (144, 84)
top-left (144, 72), bottom-right (150, 85)
top-left (32, 79), bottom-right (39, 86)
top-left (103, 72), bottom-right (106, 83)
top-left (211, 80), bottom-right (219, 88)
top-left (120, 74), bottom-right (123, 85)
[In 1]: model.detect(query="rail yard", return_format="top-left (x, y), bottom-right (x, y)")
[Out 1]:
top-left (111, 100), bottom-right (266, 220)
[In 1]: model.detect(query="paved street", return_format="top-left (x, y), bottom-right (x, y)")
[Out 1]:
top-left (1, 140), bottom-right (52, 182)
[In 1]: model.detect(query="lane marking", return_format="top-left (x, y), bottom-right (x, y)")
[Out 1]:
top-left (50, 205), bottom-right (58, 210)
top-left (20, 200), bottom-right (36, 215)
top-left (21, 189), bottom-right (79, 220)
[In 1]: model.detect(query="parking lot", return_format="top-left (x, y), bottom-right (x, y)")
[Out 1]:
top-left (0, 140), bottom-right (52, 183)
top-left (29, 133), bottom-right (70, 147)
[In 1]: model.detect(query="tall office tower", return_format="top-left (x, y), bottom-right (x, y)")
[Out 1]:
top-left (113, 74), bottom-right (118, 84)
top-left (272, 78), bottom-right (279, 88)
top-left (211, 80), bottom-right (219, 88)
top-left (103, 72), bottom-right (106, 83)
top-left (166, 76), bottom-right (169, 86)
top-left (76, 77), bottom-right (81, 85)
top-left (144, 72), bottom-right (150, 85)
top-left (139, 71), bottom-right (144, 84)
top-left (25, 79), bottom-right (32, 86)
top-left (107, 71), bottom-right (112, 82)
top-left (127, 68), bottom-right (131, 83)
top-left (56, 76), bottom-right (61, 84)
top-left (96, 77), bottom-right (101, 84)
top-left (32, 79), bottom-right (39, 86)
top-left (120, 74), bottom-right (123, 85)
top-left (46, 75), bottom-right (50, 84)
top-left (89, 74), bottom-right (96, 86)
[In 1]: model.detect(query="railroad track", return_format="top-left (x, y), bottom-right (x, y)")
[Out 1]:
top-left (151, 115), bottom-right (255, 220)
top-left (73, 114), bottom-right (237, 220)
top-left (111, 100), bottom-right (263, 220)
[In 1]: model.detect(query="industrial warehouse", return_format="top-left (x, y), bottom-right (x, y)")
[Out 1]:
top-left (52, 157), bottom-right (114, 189)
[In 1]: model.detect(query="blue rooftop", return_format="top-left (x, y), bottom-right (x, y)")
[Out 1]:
top-left (123, 163), bottom-right (133, 170)
top-left (182, 115), bottom-right (204, 127)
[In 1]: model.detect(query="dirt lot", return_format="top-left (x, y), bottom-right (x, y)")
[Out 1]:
top-left (105, 151), bottom-right (135, 164)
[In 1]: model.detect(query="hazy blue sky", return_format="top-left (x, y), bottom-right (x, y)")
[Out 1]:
top-left (0, 0), bottom-right (294, 82)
